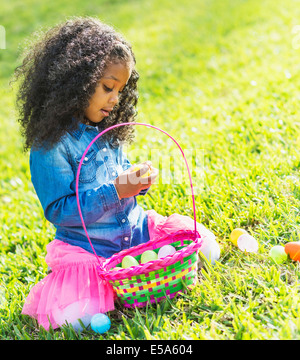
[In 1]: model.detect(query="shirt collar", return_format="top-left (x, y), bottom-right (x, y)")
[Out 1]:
top-left (68, 117), bottom-right (117, 146)
top-left (69, 121), bottom-right (86, 140)
top-left (68, 117), bottom-right (104, 140)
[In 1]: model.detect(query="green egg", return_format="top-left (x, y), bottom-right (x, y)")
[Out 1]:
top-left (140, 250), bottom-right (158, 264)
top-left (121, 255), bottom-right (139, 268)
top-left (269, 245), bottom-right (288, 264)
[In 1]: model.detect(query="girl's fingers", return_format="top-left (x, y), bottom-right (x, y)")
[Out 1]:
top-left (138, 164), bottom-right (152, 177)
top-left (140, 167), bottom-right (159, 185)
top-left (124, 164), bottom-right (137, 173)
top-left (132, 162), bottom-right (152, 178)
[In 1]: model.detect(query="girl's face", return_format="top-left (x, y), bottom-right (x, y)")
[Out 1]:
top-left (84, 62), bottom-right (132, 124)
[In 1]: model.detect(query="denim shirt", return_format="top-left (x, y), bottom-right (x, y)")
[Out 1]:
top-left (30, 122), bottom-right (150, 258)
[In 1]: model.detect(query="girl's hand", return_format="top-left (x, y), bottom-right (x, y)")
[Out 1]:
top-left (114, 161), bottom-right (159, 199)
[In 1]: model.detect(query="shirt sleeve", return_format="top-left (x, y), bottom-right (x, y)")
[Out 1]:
top-left (30, 140), bottom-right (121, 227)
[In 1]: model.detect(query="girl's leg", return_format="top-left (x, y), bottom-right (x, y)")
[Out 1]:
top-left (52, 297), bottom-right (100, 331)
top-left (22, 240), bottom-right (115, 331)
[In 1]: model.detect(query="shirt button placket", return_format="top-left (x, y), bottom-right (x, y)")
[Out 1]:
top-left (102, 145), bottom-right (117, 179)
top-left (119, 216), bottom-right (131, 249)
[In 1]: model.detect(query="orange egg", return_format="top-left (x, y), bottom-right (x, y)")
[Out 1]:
top-left (284, 242), bottom-right (300, 261)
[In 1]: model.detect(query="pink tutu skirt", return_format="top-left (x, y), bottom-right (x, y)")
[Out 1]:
top-left (22, 210), bottom-right (215, 330)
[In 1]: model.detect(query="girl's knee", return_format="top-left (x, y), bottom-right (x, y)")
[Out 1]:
top-left (52, 298), bottom-right (99, 331)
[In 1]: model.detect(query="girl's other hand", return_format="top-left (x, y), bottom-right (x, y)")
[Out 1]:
top-left (114, 161), bottom-right (159, 199)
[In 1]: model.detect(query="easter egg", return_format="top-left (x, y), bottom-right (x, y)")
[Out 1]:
top-left (284, 241), bottom-right (300, 261)
top-left (158, 245), bottom-right (176, 259)
top-left (141, 250), bottom-right (158, 264)
top-left (229, 228), bottom-right (248, 246)
top-left (269, 245), bottom-right (288, 264)
top-left (121, 255), bottom-right (139, 268)
top-left (90, 313), bottom-right (111, 334)
top-left (237, 234), bottom-right (258, 253)
top-left (199, 238), bottom-right (220, 265)
top-left (131, 164), bottom-right (152, 178)
top-left (110, 267), bottom-right (120, 271)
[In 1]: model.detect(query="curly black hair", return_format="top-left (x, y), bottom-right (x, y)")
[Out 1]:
top-left (12, 17), bottom-right (139, 151)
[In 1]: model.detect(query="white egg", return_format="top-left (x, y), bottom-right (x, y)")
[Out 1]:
top-left (158, 245), bottom-right (176, 258)
top-left (237, 234), bottom-right (258, 253)
top-left (198, 237), bottom-right (220, 265)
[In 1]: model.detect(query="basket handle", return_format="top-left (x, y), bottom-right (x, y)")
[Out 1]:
top-left (76, 122), bottom-right (198, 268)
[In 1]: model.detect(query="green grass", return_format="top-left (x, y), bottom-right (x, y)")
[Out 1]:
top-left (2, 0), bottom-right (300, 339)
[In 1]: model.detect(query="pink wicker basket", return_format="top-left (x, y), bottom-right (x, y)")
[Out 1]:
top-left (76, 122), bottom-right (203, 308)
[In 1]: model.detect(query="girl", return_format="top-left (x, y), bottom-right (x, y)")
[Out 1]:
top-left (14, 17), bottom-right (218, 331)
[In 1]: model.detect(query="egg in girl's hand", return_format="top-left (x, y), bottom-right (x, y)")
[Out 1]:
top-left (140, 250), bottom-right (158, 263)
top-left (121, 255), bottom-right (139, 268)
top-left (131, 164), bottom-right (152, 178)
top-left (158, 245), bottom-right (176, 259)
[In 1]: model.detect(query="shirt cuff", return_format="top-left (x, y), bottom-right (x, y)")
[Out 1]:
top-left (138, 187), bottom-right (150, 196)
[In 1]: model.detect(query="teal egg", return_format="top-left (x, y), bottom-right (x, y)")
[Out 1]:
top-left (91, 313), bottom-right (111, 334)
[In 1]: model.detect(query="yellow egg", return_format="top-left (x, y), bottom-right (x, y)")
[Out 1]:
top-left (229, 228), bottom-right (248, 246)
top-left (131, 165), bottom-right (152, 178)
top-left (110, 267), bottom-right (120, 271)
